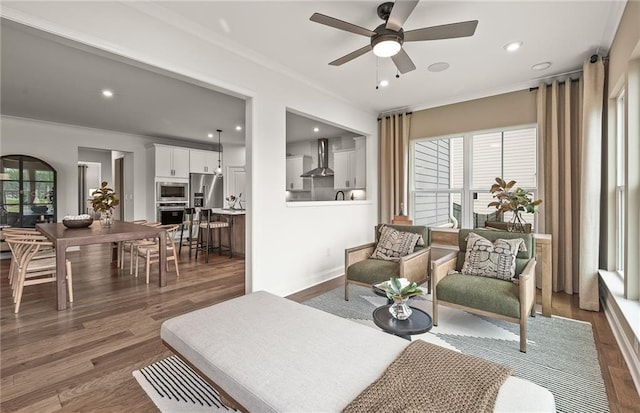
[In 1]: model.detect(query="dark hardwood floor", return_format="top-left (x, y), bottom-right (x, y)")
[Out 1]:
top-left (1, 244), bottom-right (638, 412)
top-left (1, 244), bottom-right (245, 412)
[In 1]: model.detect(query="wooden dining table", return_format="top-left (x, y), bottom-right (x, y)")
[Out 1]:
top-left (36, 221), bottom-right (167, 310)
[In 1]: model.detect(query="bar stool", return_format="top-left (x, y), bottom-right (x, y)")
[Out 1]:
top-left (195, 210), bottom-right (232, 263)
top-left (178, 208), bottom-right (198, 257)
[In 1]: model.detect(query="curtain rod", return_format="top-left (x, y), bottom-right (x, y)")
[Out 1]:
top-left (529, 78), bottom-right (581, 92)
top-left (377, 111), bottom-right (413, 121)
top-left (529, 54), bottom-right (609, 92)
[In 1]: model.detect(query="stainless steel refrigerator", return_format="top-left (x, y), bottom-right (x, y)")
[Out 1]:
top-left (189, 173), bottom-right (223, 209)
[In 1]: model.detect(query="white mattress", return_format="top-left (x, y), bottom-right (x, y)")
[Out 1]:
top-left (161, 291), bottom-right (555, 413)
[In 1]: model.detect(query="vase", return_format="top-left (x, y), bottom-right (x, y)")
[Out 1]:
top-left (389, 296), bottom-right (412, 320)
top-left (507, 213), bottom-right (531, 233)
top-left (99, 210), bottom-right (113, 227)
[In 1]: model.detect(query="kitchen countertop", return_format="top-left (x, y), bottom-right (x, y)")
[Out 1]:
top-left (211, 208), bottom-right (246, 215)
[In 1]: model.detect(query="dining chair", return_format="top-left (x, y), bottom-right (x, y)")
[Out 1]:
top-left (120, 221), bottom-right (161, 275)
top-left (134, 224), bottom-right (180, 284)
top-left (4, 230), bottom-right (54, 286)
top-left (6, 238), bottom-right (73, 313)
top-left (117, 220), bottom-right (148, 268)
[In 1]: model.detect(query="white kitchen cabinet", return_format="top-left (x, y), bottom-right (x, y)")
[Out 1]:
top-left (190, 149), bottom-right (219, 174)
top-left (286, 155), bottom-right (312, 191)
top-left (333, 150), bottom-right (354, 190)
top-left (353, 136), bottom-right (366, 189)
top-left (154, 145), bottom-right (189, 178)
top-left (334, 139), bottom-right (366, 190)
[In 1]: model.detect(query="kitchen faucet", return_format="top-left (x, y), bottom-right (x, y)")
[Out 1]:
top-left (335, 191), bottom-right (345, 200)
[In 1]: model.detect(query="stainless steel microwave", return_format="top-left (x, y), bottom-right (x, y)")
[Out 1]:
top-left (156, 181), bottom-right (188, 202)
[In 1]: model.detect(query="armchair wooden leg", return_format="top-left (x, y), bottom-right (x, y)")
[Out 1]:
top-left (432, 294), bottom-right (438, 326)
top-left (520, 318), bottom-right (527, 353)
top-left (344, 280), bottom-right (349, 301)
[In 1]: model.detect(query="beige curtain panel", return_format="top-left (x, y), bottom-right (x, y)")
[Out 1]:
top-left (537, 56), bottom-right (605, 311)
top-left (379, 113), bottom-right (411, 224)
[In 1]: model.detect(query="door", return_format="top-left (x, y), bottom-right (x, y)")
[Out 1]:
top-left (227, 166), bottom-right (246, 207)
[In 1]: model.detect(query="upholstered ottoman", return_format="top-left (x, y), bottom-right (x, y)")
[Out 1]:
top-left (161, 291), bottom-right (555, 412)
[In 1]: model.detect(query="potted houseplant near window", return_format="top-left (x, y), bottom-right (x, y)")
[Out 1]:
top-left (90, 181), bottom-right (119, 227)
top-left (377, 277), bottom-right (426, 320)
top-left (487, 177), bottom-right (542, 233)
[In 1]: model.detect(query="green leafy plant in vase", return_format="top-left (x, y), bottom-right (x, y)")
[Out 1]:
top-left (378, 277), bottom-right (425, 320)
top-left (488, 177), bottom-right (542, 233)
top-left (90, 181), bottom-right (119, 226)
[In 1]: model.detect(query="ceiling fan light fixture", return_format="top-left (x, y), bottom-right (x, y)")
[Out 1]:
top-left (372, 38), bottom-right (401, 57)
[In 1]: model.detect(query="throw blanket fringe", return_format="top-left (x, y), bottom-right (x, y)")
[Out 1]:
top-left (342, 340), bottom-right (513, 413)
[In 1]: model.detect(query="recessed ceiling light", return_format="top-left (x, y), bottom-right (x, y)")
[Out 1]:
top-left (313, 127), bottom-right (319, 133)
top-left (504, 41), bottom-right (523, 52)
top-left (531, 62), bottom-right (552, 71)
top-left (235, 125), bottom-right (242, 131)
top-left (207, 133), bottom-right (213, 138)
top-left (428, 62), bottom-right (450, 72)
top-left (101, 89), bottom-right (113, 98)
top-left (379, 79), bottom-right (389, 87)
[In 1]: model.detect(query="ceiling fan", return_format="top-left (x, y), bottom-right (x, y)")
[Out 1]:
top-left (310, 0), bottom-right (478, 74)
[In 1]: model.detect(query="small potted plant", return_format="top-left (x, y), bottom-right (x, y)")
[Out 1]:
top-left (487, 177), bottom-right (542, 232)
top-left (90, 181), bottom-right (119, 226)
top-left (377, 277), bottom-right (425, 320)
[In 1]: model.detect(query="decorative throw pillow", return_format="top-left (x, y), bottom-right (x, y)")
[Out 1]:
top-left (461, 232), bottom-right (525, 280)
top-left (376, 225), bottom-right (426, 247)
top-left (372, 225), bottom-right (421, 262)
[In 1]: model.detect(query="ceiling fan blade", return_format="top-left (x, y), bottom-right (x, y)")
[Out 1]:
top-left (404, 20), bottom-right (478, 42)
top-left (310, 13), bottom-right (375, 37)
top-left (391, 48), bottom-right (416, 74)
top-left (329, 45), bottom-right (373, 66)
top-left (386, 0), bottom-right (419, 31)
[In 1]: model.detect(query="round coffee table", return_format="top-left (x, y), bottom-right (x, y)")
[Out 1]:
top-left (372, 305), bottom-right (433, 340)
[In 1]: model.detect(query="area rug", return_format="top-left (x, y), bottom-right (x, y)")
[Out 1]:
top-left (304, 285), bottom-right (610, 413)
top-left (132, 356), bottom-right (236, 412)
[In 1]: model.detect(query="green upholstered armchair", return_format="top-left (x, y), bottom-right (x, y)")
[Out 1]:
top-left (344, 224), bottom-right (430, 301)
top-left (432, 228), bottom-right (536, 352)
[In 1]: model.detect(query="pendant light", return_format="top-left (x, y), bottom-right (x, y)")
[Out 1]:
top-left (215, 129), bottom-right (223, 176)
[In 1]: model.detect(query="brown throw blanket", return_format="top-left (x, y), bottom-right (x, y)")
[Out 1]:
top-left (342, 340), bottom-right (513, 413)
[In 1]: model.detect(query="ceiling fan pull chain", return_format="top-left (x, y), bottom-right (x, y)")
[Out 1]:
top-left (376, 57), bottom-right (380, 90)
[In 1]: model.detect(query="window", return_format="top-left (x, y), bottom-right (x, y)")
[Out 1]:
top-left (411, 126), bottom-right (537, 230)
top-left (413, 136), bottom-right (463, 228)
top-left (616, 90), bottom-right (626, 275)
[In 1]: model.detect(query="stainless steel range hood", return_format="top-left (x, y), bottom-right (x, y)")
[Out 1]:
top-left (301, 138), bottom-right (334, 177)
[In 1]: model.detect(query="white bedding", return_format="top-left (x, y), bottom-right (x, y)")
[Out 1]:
top-left (161, 291), bottom-right (555, 413)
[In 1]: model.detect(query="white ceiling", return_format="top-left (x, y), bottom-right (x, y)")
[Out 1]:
top-left (156, 0), bottom-right (625, 112)
top-left (0, 19), bottom-right (248, 147)
top-left (0, 1), bottom-right (627, 145)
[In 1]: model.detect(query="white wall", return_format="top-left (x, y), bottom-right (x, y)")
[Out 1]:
top-left (78, 147), bottom-right (112, 185)
top-left (2, 2), bottom-right (379, 297)
top-left (1, 116), bottom-right (152, 221)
